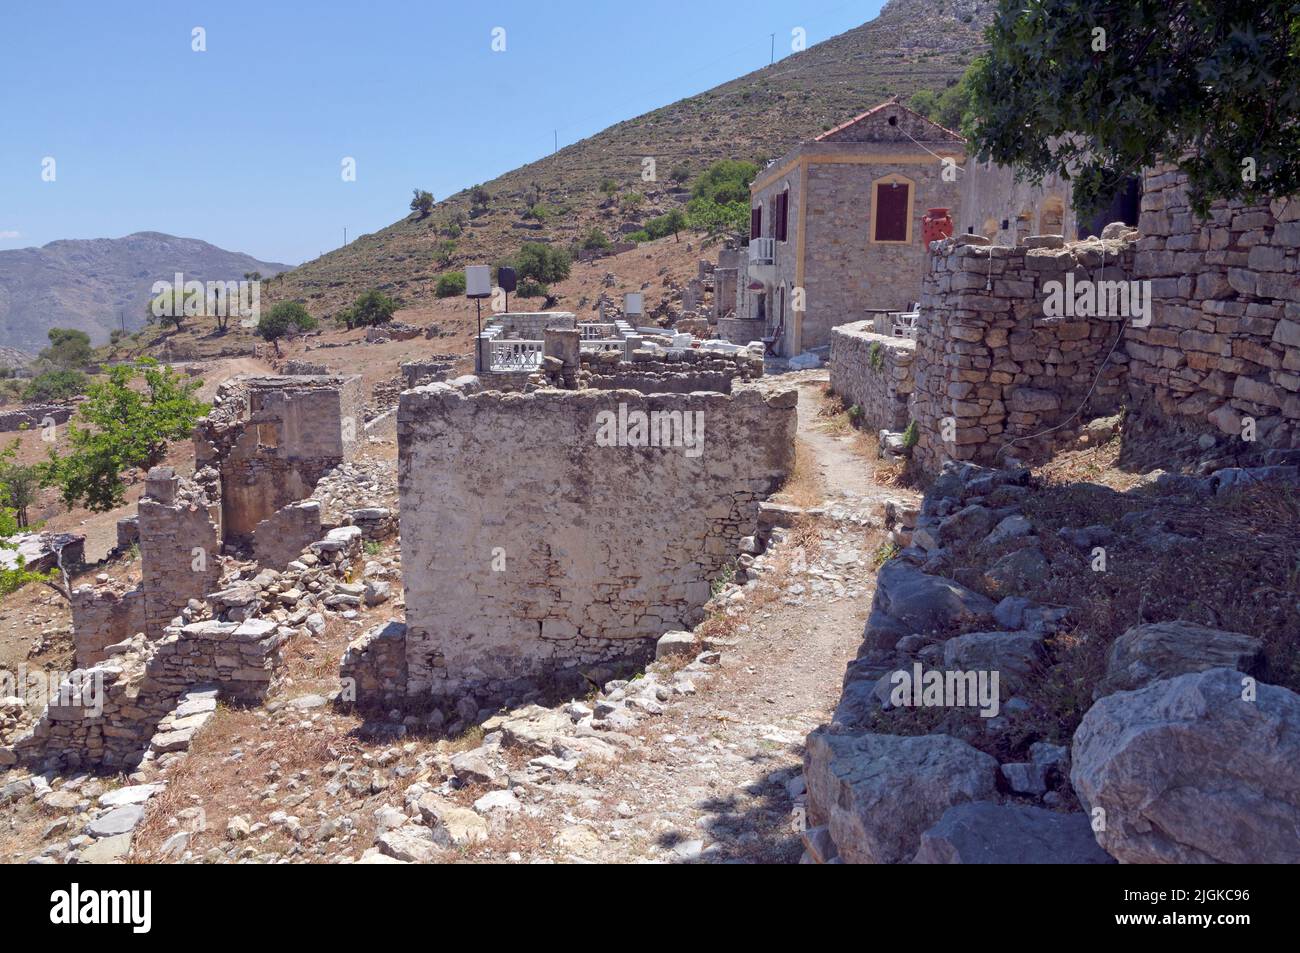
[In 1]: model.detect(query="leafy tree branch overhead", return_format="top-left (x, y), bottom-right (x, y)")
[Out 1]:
top-left (966, 0), bottom-right (1300, 217)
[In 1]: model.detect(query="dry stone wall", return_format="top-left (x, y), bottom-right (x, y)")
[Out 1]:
top-left (910, 235), bottom-right (1133, 473)
top-left (829, 322), bottom-right (916, 433)
top-left (70, 585), bottom-right (144, 669)
top-left (137, 468), bottom-right (222, 640)
top-left (194, 375), bottom-right (362, 542)
top-left (1129, 165), bottom-right (1300, 448)
top-left (396, 379), bottom-right (796, 713)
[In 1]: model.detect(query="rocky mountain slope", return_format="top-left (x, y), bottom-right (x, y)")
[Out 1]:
top-left (263, 0), bottom-right (993, 319)
top-left (0, 232), bottom-right (291, 351)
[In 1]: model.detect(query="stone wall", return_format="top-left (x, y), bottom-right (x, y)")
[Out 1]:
top-left (70, 585), bottom-right (144, 669)
top-left (253, 500), bottom-right (322, 570)
top-left (137, 468), bottom-right (222, 639)
top-left (829, 322), bottom-right (916, 433)
top-left (486, 311), bottom-right (576, 338)
top-left (194, 375), bottom-right (362, 542)
top-left (1128, 165), bottom-right (1300, 448)
top-left (910, 235), bottom-right (1132, 473)
top-left (577, 347), bottom-right (763, 395)
top-left (959, 159), bottom-right (1076, 242)
top-left (799, 158), bottom-right (964, 351)
top-left (0, 405), bottom-right (74, 433)
top-left (396, 380), bottom-right (796, 712)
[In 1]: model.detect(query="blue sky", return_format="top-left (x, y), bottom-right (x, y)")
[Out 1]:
top-left (0, 0), bottom-right (884, 265)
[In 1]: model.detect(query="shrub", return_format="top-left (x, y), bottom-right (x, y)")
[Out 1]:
top-left (24, 370), bottom-right (88, 402)
top-left (435, 271), bottom-right (466, 298)
top-left (516, 279), bottom-right (548, 299)
top-left (346, 289), bottom-right (398, 328)
top-left (39, 328), bottom-right (93, 370)
top-left (256, 301), bottom-right (317, 353)
top-left (581, 228), bottom-right (612, 251)
top-left (514, 243), bottom-right (570, 283)
top-left (691, 159), bottom-right (759, 205)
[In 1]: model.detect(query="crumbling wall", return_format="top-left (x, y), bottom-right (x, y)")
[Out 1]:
top-left (253, 500), bottom-right (322, 570)
top-left (911, 235), bottom-right (1133, 473)
top-left (396, 380), bottom-right (796, 711)
top-left (577, 348), bottom-right (763, 394)
top-left (137, 468), bottom-right (222, 639)
top-left (194, 375), bottom-right (363, 542)
top-left (1128, 165), bottom-right (1300, 448)
top-left (70, 585), bottom-right (144, 669)
top-left (829, 322), bottom-right (916, 433)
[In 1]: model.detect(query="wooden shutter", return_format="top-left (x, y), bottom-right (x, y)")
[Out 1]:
top-left (874, 181), bottom-right (910, 242)
top-left (751, 205), bottom-right (762, 239)
top-left (776, 190), bottom-right (789, 242)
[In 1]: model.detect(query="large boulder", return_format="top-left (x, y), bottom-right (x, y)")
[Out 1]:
top-left (804, 728), bottom-right (998, 864)
top-left (1071, 667), bottom-right (1300, 863)
top-left (942, 631), bottom-right (1044, 691)
top-left (866, 562), bottom-right (995, 649)
top-left (912, 802), bottom-right (1115, 864)
top-left (1096, 621), bottom-right (1266, 697)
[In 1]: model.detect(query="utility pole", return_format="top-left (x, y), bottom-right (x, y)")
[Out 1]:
top-left (554, 130), bottom-right (558, 155)
top-left (770, 33), bottom-right (775, 65)
top-left (343, 226), bottom-right (347, 246)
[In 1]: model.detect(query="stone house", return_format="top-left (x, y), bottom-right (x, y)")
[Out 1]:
top-left (734, 100), bottom-right (965, 356)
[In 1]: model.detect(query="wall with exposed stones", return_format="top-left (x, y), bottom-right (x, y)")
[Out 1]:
top-left (1128, 165), bottom-right (1300, 448)
top-left (137, 468), bottom-right (223, 639)
top-left (395, 379), bottom-right (796, 713)
top-left (70, 585), bottom-right (144, 669)
top-left (194, 375), bottom-right (363, 542)
top-left (576, 348), bottom-right (763, 395)
top-left (909, 235), bottom-right (1133, 473)
top-left (253, 500), bottom-right (322, 570)
top-left (829, 322), bottom-right (916, 433)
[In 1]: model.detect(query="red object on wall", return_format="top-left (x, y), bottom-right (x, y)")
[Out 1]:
top-left (922, 207), bottom-right (954, 249)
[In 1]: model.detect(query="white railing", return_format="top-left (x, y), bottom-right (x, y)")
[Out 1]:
top-left (486, 338), bottom-right (544, 371)
top-left (748, 237), bottom-right (775, 264)
top-left (578, 322), bottom-right (617, 340)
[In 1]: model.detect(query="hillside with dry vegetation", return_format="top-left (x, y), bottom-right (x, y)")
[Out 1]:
top-left (251, 0), bottom-right (992, 322)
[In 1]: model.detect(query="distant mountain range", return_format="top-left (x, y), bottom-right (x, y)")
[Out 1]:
top-left (0, 232), bottom-right (292, 352)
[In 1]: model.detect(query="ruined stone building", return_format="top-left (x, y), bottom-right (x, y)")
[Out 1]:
top-left (344, 329), bottom-right (796, 720)
top-left (193, 374), bottom-right (363, 544)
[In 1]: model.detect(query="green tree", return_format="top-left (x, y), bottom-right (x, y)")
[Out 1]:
top-left (514, 243), bottom-right (571, 283)
top-left (685, 197), bottom-right (750, 243)
top-left (256, 301), bottom-right (317, 355)
top-left (348, 289), bottom-right (398, 327)
top-left (39, 360), bottom-right (209, 513)
top-left (645, 209), bottom-right (688, 241)
top-left (39, 328), bottom-right (94, 370)
top-left (669, 163), bottom-right (691, 184)
top-left (470, 185), bottom-right (491, 210)
top-left (691, 159), bottom-right (759, 205)
top-left (967, 0), bottom-right (1300, 216)
top-left (410, 189), bottom-right (435, 217)
top-left (435, 271), bottom-right (466, 298)
top-left (0, 441), bottom-right (39, 529)
top-left (599, 178), bottom-right (619, 197)
top-left (23, 370), bottom-right (88, 402)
